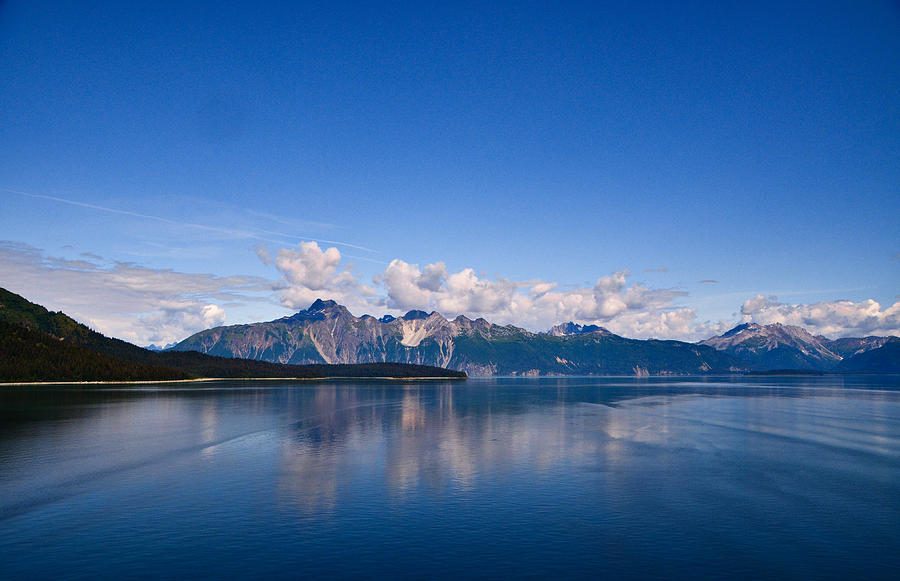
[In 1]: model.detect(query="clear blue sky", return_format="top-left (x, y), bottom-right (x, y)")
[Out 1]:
top-left (2, 0), bottom-right (899, 345)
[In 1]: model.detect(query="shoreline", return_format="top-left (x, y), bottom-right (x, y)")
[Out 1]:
top-left (0, 376), bottom-right (467, 386)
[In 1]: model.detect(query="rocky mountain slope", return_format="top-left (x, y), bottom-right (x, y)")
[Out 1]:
top-left (173, 299), bottom-right (742, 376)
top-left (699, 322), bottom-right (897, 371)
top-left (834, 341), bottom-right (900, 373)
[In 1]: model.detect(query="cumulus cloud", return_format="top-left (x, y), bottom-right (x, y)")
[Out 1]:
top-left (382, 259), bottom-right (516, 315)
top-left (0, 241), bottom-right (269, 345)
top-left (369, 257), bottom-right (698, 339)
top-left (381, 259), bottom-right (441, 309)
top-left (741, 294), bottom-right (900, 338)
top-left (270, 241), bottom-right (375, 312)
top-left (263, 245), bottom-right (700, 338)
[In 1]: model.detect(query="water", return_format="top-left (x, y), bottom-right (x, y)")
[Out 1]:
top-left (1, 376), bottom-right (899, 580)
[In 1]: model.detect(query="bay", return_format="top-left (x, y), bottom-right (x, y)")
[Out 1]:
top-left (1, 375), bottom-right (899, 579)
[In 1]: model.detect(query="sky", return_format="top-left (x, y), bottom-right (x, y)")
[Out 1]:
top-left (2, 0), bottom-right (899, 346)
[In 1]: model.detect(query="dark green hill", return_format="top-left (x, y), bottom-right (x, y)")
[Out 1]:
top-left (0, 288), bottom-right (465, 382)
top-left (0, 320), bottom-right (190, 382)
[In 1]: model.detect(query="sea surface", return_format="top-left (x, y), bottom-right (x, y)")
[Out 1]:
top-left (1, 375), bottom-right (898, 580)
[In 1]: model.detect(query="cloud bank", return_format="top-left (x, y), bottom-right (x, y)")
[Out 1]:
top-left (0, 241), bottom-right (269, 346)
top-left (3, 239), bottom-right (896, 346)
top-left (741, 294), bottom-right (900, 338)
top-left (267, 242), bottom-right (715, 340)
top-left (266, 243), bottom-right (899, 341)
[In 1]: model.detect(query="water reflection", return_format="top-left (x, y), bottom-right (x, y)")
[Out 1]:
top-left (2, 377), bottom-right (900, 579)
top-left (267, 377), bottom-right (900, 516)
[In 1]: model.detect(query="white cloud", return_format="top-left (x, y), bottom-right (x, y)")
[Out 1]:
top-left (372, 258), bottom-right (699, 339)
top-left (529, 282), bottom-right (557, 296)
top-left (438, 268), bottom-right (518, 314)
top-left (275, 242), bottom-right (342, 292)
top-left (741, 294), bottom-right (900, 338)
top-left (381, 259), bottom-right (439, 309)
top-left (271, 241), bottom-right (374, 313)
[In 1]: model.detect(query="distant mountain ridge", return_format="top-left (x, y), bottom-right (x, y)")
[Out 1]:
top-left (173, 299), bottom-right (743, 376)
top-left (5, 287), bottom-right (895, 379)
top-left (173, 300), bottom-right (900, 375)
top-left (547, 322), bottom-right (610, 337)
top-left (700, 322), bottom-right (898, 371)
top-left (833, 342), bottom-right (900, 373)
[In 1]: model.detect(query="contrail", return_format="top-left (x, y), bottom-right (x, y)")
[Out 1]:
top-left (2, 187), bottom-right (377, 253)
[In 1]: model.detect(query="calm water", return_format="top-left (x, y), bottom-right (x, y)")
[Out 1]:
top-left (1, 376), bottom-right (899, 580)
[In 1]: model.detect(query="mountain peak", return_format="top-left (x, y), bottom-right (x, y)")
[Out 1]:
top-left (547, 322), bottom-right (610, 337)
top-left (308, 298), bottom-right (340, 312)
top-left (402, 310), bottom-right (431, 320)
top-left (701, 321), bottom-right (842, 370)
top-left (720, 322), bottom-right (759, 337)
top-left (286, 299), bottom-right (350, 323)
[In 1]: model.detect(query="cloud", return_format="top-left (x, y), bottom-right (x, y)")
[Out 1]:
top-left (0, 241), bottom-right (270, 346)
top-left (1, 187), bottom-right (375, 253)
top-left (644, 267), bottom-right (668, 273)
top-left (139, 302), bottom-right (226, 340)
top-left (254, 243), bottom-right (272, 265)
top-left (741, 294), bottom-right (900, 338)
top-left (264, 244), bottom-right (763, 339)
top-left (271, 241), bottom-right (375, 312)
top-left (8, 236), bottom-right (894, 347)
top-left (381, 259), bottom-right (443, 309)
top-left (699, 279), bottom-right (718, 284)
top-left (371, 257), bottom-right (698, 339)
top-left (265, 245), bottom-right (700, 338)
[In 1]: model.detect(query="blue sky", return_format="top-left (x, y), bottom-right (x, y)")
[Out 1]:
top-left (2, 0), bottom-right (899, 345)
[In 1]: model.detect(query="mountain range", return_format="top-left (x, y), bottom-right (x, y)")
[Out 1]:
top-left (698, 322), bottom-right (898, 372)
top-left (171, 298), bottom-right (897, 375)
top-left (173, 299), bottom-right (742, 375)
top-left (0, 288), bottom-right (464, 382)
top-left (172, 299), bottom-right (899, 375)
top-left (5, 287), bottom-right (895, 380)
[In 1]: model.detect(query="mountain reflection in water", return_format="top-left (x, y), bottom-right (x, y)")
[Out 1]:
top-left (1, 376), bottom-right (899, 580)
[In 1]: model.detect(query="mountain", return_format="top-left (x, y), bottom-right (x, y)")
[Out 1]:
top-left (0, 288), bottom-right (189, 381)
top-left (172, 299), bottom-right (742, 376)
top-left (547, 322), bottom-right (610, 337)
top-left (700, 322), bottom-right (897, 371)
top-left (146, 342), bottom-right (178, 351)
top-left (0, 319), bottom-right (190, 382)
top-left (825, 336), bottom-right (897, 359)
top-left (834, 340), bottom-right (900, 373)
top-left (0, 288), bottom-right (464, 382)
